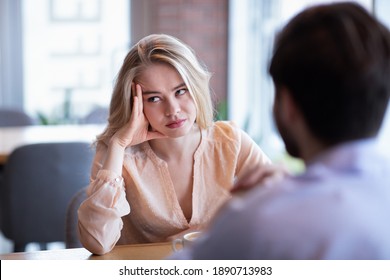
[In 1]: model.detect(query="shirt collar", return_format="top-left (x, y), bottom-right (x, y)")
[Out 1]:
top-left (305, 138), bottom-right (383, 175)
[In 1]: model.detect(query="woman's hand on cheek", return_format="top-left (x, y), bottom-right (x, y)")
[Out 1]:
top-left (111, 84), bottom-right (167, 148)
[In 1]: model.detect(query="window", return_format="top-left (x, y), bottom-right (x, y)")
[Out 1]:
top-left (228, 0), bottom-right (390, 168)
top-left (22, 0), bottom-right (130, 124)
top-left (375, 0), bottom-right (390, 156)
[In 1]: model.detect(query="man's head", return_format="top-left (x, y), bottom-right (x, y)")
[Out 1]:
top-left (269, 2), bottom-right (390, 158)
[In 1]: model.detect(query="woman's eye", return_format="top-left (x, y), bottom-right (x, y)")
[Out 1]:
top-left (147, 96), bottom-right (161, 103)
top-left (176, 88), bottom-right (187, 96)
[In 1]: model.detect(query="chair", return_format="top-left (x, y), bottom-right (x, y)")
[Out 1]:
top-left (0, 108), bottom-right (35, 127)
top-left (65, 187), bottom-right (87, 248)
top-left (0, 142), bottom-right (94, 252)
top-left (81, 107), bottom-right (109, 124)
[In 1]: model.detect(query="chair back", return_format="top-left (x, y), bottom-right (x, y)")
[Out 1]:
top-left (0, 142), bottom-right (94, 251)
top-left (65, 187), bottom-right (87, 248)
top-left (81, 107), bottom-right (108, 124)
top-left (0, 108), bottom-right (35, 127)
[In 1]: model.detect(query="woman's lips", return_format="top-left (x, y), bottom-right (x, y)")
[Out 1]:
top-left (166, 119), bottom-right (186, 129)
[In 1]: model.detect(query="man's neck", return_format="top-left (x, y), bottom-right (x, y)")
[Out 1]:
top-left (300, 136), bottom-right (328, 164)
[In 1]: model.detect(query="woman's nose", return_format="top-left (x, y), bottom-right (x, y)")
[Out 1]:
top-left (165, 99), bottom-right (181, 117)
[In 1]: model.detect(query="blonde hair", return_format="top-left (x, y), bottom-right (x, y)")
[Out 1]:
top-left (96, 34), bottom-right (214, 145)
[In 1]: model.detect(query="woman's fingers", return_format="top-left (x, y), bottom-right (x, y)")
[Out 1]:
top-left (135, 84), bottom-right (143, 116)
top-left (146, 130), bottom-right (168, 141)
top-left (130, 83), bottom-right (140, 118)
top-left (121, 82), bottom-right (167, 144)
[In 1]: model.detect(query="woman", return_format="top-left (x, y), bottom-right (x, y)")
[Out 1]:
top-left (78, 34), bottom-right (272, 255)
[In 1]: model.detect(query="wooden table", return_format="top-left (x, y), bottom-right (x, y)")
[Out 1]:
top-left (0, 124), bottom-right (105, 164)
top-left (0, 242), bottom-right (173, 260)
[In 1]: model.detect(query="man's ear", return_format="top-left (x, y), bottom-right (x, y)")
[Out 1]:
top-left (278, 87), bottom-right (300, 123)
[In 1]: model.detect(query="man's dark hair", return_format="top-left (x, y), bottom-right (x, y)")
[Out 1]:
top-left (269, 2), bottom-right (390, 145)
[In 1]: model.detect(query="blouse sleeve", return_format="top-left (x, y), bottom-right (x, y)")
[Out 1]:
top-left (77, 144), bottom-right (131, 255)
top-left (235, 127), bottom-right (272, 178)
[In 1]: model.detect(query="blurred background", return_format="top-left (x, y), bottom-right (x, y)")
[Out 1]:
top-left (1, 0), bottom-right (389, 253)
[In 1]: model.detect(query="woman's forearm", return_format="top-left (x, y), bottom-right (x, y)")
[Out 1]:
top-left (102, 140), bottom-right (127, 175)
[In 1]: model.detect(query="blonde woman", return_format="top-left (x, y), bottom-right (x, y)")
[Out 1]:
top-left (78, 34), bottom-right (273, 255)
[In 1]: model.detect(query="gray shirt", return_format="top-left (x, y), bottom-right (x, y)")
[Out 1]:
top-left (170, 139), bottom-right (390, 259)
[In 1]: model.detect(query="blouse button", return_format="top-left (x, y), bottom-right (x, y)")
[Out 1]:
top-left (115, 177), bottom-right (121, 182)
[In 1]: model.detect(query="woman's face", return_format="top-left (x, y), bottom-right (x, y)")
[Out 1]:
top-left (136, 63), bottom-right (197, 138)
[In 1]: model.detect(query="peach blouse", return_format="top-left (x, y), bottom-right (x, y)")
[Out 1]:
top-left (78, 121), bottom-right (271, 254)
